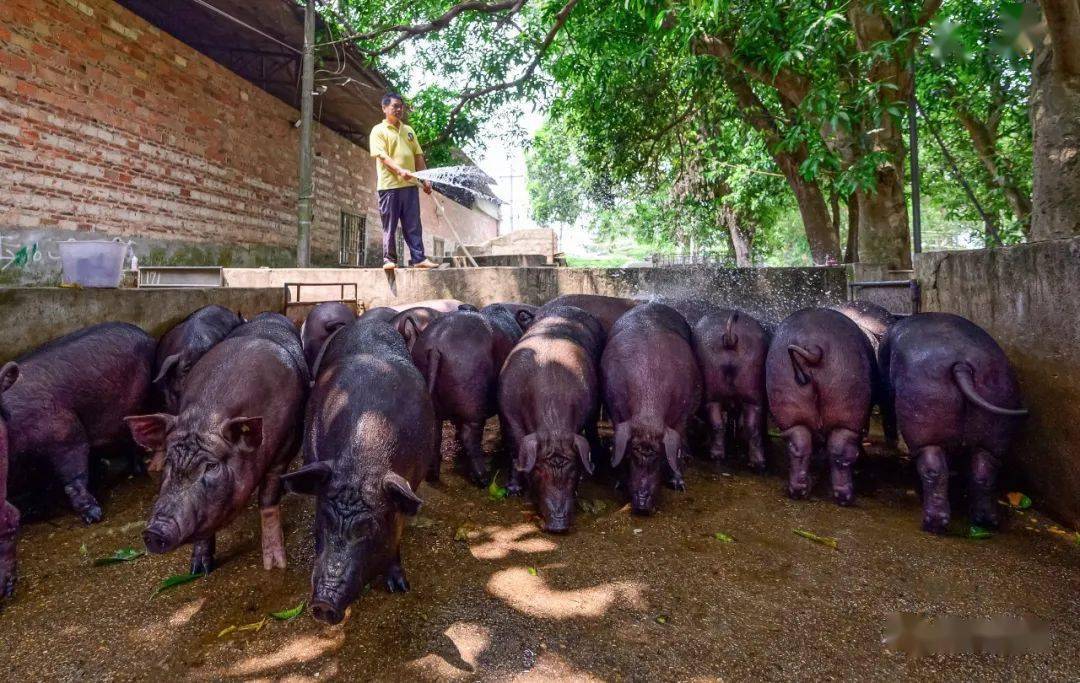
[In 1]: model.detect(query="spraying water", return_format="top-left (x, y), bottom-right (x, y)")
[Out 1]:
top-left (412, 165), bottom-right (505, 206)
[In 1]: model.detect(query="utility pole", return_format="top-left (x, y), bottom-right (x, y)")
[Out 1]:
top-left (909, 71), bottom-right (922, 254)
top-left (296, 0), bottom-right (315, 266)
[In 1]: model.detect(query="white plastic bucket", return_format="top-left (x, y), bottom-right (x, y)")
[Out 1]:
top-left (58, 239), bottom-right (129, 288)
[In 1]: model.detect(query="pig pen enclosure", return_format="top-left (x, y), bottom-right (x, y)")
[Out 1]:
top-left (0, 264), bottom-right (1078, 681)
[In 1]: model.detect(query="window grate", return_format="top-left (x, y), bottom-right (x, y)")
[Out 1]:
top-left (339, 211), bottom-right (366, 266)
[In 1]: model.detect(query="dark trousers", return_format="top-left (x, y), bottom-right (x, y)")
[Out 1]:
top-left (378, 186), bottom-right (426, 265)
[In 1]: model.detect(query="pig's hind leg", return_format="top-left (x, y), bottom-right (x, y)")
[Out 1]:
top-left (45, 426), bottom-right (103, 524)
top-left (739, 403), bottom-right (767, 472)
top-left (969, 448), bottom-right (1001, 530)
top-left (259, 468), bottom-right (288, 570)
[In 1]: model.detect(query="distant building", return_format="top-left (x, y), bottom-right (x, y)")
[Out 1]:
top-left (0, 0), bottom-right (500, 284)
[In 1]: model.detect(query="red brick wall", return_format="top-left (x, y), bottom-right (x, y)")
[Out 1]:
top-left (0, 0), bottom-right (498, 273)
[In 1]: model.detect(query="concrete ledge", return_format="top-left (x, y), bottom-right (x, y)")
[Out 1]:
top-left (0, 287), bottom-right (285, 360)
top-left (224, 265), bottom-right (847, 325)
top-left (915, 237), bottom-right (1080, 528)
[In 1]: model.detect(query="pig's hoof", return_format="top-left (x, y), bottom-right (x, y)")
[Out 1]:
top-left (262, 548), bottom-right (287, 571)
top-left (748, 460), bottom-right (767, 474)
top-left (921, 517), bottom-right (950, 534)
top-left (0, 571), bottom-right (14, 598)
top-left (190, 555), bottom-right (214, 576)
top-left (80, 504), bottom-right (103, 525)
top-left (385, 567), bottom-right (410, 593)
top-left (787, 485), bottom-right (810, 500)
top-left (971, 510), bottom-right (999, 530)
top-left (667, 477), bottom-right (686, 492)
top-left (833, 491), bottom-right (855, 507)
top-left (506, 482), bottom-right (524, 497)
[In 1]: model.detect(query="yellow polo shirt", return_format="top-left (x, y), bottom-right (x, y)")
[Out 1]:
top-left (369, 119), bottom-right (423, 191)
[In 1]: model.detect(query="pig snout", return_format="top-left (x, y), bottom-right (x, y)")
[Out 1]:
top-left (143, 517), bottom-right (182, 554)
top-left (631, 489), bottom-right (656, 516)
top-left (310, 598), bottom-right (346, 625)
top-left (538, 493), bottom-right (575, 534)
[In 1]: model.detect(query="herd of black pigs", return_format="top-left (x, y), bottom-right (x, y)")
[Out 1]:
top-left (0, 294), bottom-right (1027, 624)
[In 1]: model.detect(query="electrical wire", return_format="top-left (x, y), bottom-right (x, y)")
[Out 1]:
top-left (185, 0), bottom-right (301, 54)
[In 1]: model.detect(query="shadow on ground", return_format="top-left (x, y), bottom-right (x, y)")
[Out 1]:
top-left (1, 420), bottom-right (1077, 680)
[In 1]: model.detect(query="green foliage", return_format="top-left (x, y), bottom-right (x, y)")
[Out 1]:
top-left (526, 117), bottom-right (586, 228)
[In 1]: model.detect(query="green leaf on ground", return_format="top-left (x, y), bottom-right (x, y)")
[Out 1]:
top-left (488, 472), bottom-right (509, 501)
top-left (79, 542), bottom-right (88, 555)
top-left (217, 625), bottom-right (237, 639)
top-left (527, 567), bottom-right (538, 576)
top-left (237, 617), bottom-right (269, 633)
top-left (713, 532), bottom-right (735, 543)
top-left (93, 547), bottom-right (145, 566)
top-left (151, 572), bottom-right (205, 597)
top-left (968, 526), bottom-right (994, 540)
top-left (270, 601), bottom-right (306, 621)
top-left (655, 614), bottom-right (668, 624)
top-left (794, 529), bottom-right (838, 549)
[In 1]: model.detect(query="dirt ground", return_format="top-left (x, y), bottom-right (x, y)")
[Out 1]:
top-left (1, 421), bottom-right (1078, 682)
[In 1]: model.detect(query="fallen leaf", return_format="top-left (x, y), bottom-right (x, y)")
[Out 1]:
top-left (655, 614), bottom-right (668, 624)
top-left (488, 472), bottom-right (509, 501)
top-left (236, 617), bottom-right (269, 633)
top-left (79, 543), bottom-right (88, 555)
top-left (794, 529), bottom-right (838, 549)
top-left (713, 532), bottom-right (734, 543)
top-left (94, 547), bottom-right (145, 566)
top-left (152, 572), bottom-right (205, 597)
top-left (217, 625), bottom-right (237, 639)
top-left (968, 526), bottom-right (993, 540)
top-left (527, 567), bottom-right (538, 576)
top-left (1006, 492), bottom-right (1032, 509)
top-left (270, 600), bottom-right (306, 621)
top-left (454, 524), bottom-right (480, 542)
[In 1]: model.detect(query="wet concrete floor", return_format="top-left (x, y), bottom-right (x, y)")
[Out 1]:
top-left (0, 422), bottom-right (1077, 681)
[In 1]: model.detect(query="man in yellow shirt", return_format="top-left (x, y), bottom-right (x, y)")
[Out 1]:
top-left (369, 93), bottom-right (439, 270)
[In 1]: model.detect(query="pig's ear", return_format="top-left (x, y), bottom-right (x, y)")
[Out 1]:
top-left (516, 433), bottom-right (539, 473)
top-left (395, 315), bottom-right (420, 352)
top-left (281, 461), bottom-right (332, 496)
top-left (221, 416), bottom-right (263, 454)
top-left (611, 422), bottom-right (630, 467)
top-left (516, 310), bottom-right (534, 330)
top-left (0, 361), bottom-right (19, 393)
top-left (153, 354), bottom-right (182, 385)
top-left (383, 472), bottom-right (423, 515)
top-left (574, 434), bottom-right (593, 475)
top-left (663, 427), bottom-right (682, 475)
top-left (125, 414), bottom-right (176, 452)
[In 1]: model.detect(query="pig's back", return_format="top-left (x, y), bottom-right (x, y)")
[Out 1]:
top-left (10, 322), bottom-right (155, 443)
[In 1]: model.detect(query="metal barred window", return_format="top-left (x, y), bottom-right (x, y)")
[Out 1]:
top-left (339, 211), bottom-right (366, 266)
top-left (432, 237), bottom-right (445, 258)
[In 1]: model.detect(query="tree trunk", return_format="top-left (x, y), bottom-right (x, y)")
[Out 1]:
top-left (719, 205), bottom-right (753, 266)
top-left (773, 155), bottom-right (840, 264)
top-left (1030, 13), bottom-right (1080, 240)
top-left (957, 110), bottom-right (1032, 229)
top-left (855, 158), bottom-right (912, 269)
top-left (845, 194), bottom-right (859, 263)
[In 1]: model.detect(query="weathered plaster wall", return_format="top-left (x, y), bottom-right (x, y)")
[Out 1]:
top-left (915, 237), bottom-right (1080, 527)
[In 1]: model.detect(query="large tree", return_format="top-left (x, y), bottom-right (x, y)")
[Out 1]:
top-left (1031, 0), bottom-right (1080, 240)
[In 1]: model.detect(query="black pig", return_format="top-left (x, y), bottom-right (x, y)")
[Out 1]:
top-left (412, 305), bottom-right (524, 485)
top-left (281, 321), bottom-right (436, 625)
top-left (603, 303), bottom-right (702, 514)
top-left (880, 313), bottom-right (1027, 533)
top-left (498, 306), bottom-right (604, 533)
top-left (154, 305), bottom-right (243, 412)
top-left (692, 308), bottom-right (770, 470)
top-left (5, 323), bottom-right (154, 525)
top-left (126, 316), bottom-right (308, 573)
top-left (766, 308), bottom-right (874, 505)
top-left (301, 302), bottom-right (355, 372)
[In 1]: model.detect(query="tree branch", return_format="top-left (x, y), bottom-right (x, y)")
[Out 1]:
top-left (432, 0), bottom-right (580, 143)
top-left (694, 34), bottom-right (810, 105)
top-left (319, 0), bottom-right (527, 53)
top-left (916, 0), bottom-right (944, 28)
top-left (1041, 0), bottom-right (1080, 76)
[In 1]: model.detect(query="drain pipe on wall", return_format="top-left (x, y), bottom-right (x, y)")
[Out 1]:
top-left (432, 195), bottom-right (480, 268)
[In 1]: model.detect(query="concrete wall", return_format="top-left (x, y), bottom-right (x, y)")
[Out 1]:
top-left (224, 265), bottom-right (847, 326)
top-left (915, 237), bottom-right (1080, 528)
top-left (0, 0), bottom-right (498, 284)
top-left (0, 286), bottom-right (284, 360)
